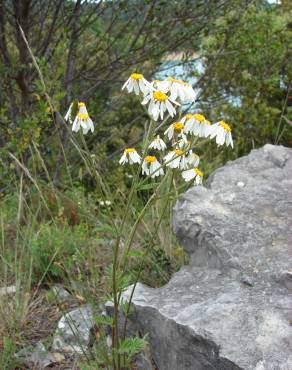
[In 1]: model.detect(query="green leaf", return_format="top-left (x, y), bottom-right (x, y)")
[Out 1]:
top-left (120, 300), bottom-right (132, 316)
top-left (126, 250), bottom-right (144, 258)
top-left (117, 336), bottom-right (147, 357)
top-left (95, 314), bottom-right (113, 326)
top-left (137, 182), bottom-right (159, 191)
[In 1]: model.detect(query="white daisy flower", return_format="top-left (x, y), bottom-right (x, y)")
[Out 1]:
top-left (64, 102), bottom-right (73, 123)
top-left (186, 151), bottom-right (200, 167)
top-left (183, 113), bottom-right (210, 138)
top-left (208, 120), bottom-right (233, 148)
top-left (151, 79), bottom-right (169, 91)
top-left (141, 90), bottom-right (180, 121)
top-left (164, 121), bottom-right (185, 141)
top-left (142, 156), bottom-right (164, 178)
top-left (182, 167), bottom-right (203, 185)
top-left (72, 102), bottom-right (94, 134)
top-left (182, 114), bottom-right (195, 133)
top-left (193, 115), bottom-right (211, 138)
top-left (149, 135), bottom-right (167, 151)
top-left (119, 148), bottom-right (141, 165)
top-left (122, 73), bottom-right (152, 95)
top-left (163, 149), bottom-right (188, 169)
top-left (183, 82), bottom-right (197, 103)
top-left (167, 77), bottom-right (196, 103)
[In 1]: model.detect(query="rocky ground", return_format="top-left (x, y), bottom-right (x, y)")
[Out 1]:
top-left (4, 145), bottom-right (292, 369)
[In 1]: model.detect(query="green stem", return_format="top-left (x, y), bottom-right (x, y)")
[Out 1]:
top-left (111, 119), bottom-right (155, 369)
top-left (122, 171), bottom-right (174, 339)
top-left (120, 171), bottom-right (170, 274)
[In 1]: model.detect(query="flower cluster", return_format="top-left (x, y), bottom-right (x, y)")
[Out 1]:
top-left (122, 73), bottom-right (198, 121)
top-left (118, 72), bottom-right (234, 185)
top-left (65, 72), bottom-right (234, 187)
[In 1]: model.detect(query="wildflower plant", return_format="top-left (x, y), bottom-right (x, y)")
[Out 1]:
top-left (66, 72), bottom-right (233, 369)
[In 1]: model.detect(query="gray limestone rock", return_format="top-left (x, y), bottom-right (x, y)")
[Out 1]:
top-left (50, 285), bottom-right (72, 300)
top-left (119, 145), bottom-right (292, 370)
top-left (52, 305), bottom-right (94, 353)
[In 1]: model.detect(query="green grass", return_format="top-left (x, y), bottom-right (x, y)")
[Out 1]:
top-left (0, 179), bottom-right (185, 368)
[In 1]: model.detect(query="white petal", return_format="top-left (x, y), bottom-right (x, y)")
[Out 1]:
top-left (133, 80), bottom-right (139, 95)
top-left (142, 161), bottom-right (149, 175)
top-left (122, 77), bottom-right (131, 90)
top-left (141, 94), bottom-right (151, 105)
top-left (119, 152), bottom-right (128, 165)
top-left (88, 118), bottom-right (94, 132)
top-left (168, 156), bottom-right (180, 168)
top-left (72, 117), bottom-right (80, 132)
top-left (229, 133), bottom-right (234, 148)
top-left (130, 151), bottom-right (141, 163)
top-left (64, 103), bottom-right (73, 123)
top-left (163, 152), bottom-right (174, 163)
top-left (127, 79), bottom-right (134, 92)
top-left (182, 169), bottom-right (195, 182)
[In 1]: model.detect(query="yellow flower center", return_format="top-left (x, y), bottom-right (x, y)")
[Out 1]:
top-left (145, 155), bottom-right (157, 163)
top-left (125, 148), bottom-right (136, 153)
top-left (172, 122), bottom-right (184, 131)
top-left (219, 121), bottom-right (231, 132)
top-left (131, 73), bottom-right (143, 80)
top-left (174, 149), bottom-right (183, 156)
top-left (195, 168), bottom-right (203, 177)
top-left (185, 114), bottom-right (194, 120)
top-left (78, 102), bottom-right (85, 107)
top-left (153, 91), bottom-right (168, 101)
top-left (206, 120), bottom-right (211, 125)
top-left (194, 114), bottom-right (206, 122)
top-left (77, 112), bottom-right (89, 119)
top-left (168, 76), bottom-right (183, 84)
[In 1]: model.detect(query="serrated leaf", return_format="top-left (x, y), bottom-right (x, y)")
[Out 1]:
top-left (120, 299), bottom-right (129, 314)
top-left (95, 315), bottom-right (114, 326)
top-left (117, 336), bottom-right (147, 357)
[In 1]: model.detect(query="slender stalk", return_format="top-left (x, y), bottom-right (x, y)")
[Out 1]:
top-left (120, 171), bottom-right (171, 273)
top-left (122, 171), bottom-right (174, 339)
top-left (111, 118), bottom-right (155, 369)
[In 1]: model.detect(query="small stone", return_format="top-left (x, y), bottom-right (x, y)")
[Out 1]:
top-left (15, 341), bottom-right (65, 368)
top-left (52, 305), bottom-right (94, 353)
top-left (50, 285), bottom-right (71, 300)
top-left (0, 285), bottom-right (16, 296)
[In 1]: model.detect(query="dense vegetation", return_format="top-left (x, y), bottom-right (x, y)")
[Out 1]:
top-left (0, 0), bottom-right (291, 368)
